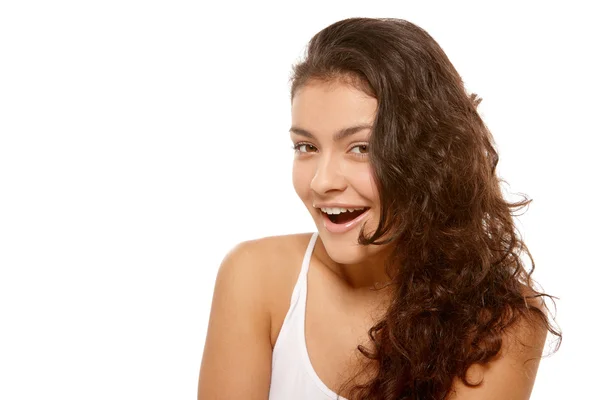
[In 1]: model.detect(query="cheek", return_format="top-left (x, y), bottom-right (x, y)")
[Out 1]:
top-left (349, 166), bottom-right (378, 201)
top-left (292, 162), bottom-right (311, 199)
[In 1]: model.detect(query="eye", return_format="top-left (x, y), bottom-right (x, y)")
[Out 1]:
top-left (292, 143), bottom-right (317, 153)
top-left (350, 144), bottom-right (369, 156)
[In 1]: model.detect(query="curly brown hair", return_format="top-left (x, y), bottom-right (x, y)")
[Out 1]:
top-left (289, 17), bottom-right (562, 399)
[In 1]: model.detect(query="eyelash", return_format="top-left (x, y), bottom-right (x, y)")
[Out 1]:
top-left (291, 142), bottom-right (369, 158)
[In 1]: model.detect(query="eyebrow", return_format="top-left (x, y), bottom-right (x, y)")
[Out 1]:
top-left (289, 123), bottom-right (372, 142)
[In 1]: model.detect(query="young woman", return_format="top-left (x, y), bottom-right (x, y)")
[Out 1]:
top-left (197, 17), bottom-right (561, 400)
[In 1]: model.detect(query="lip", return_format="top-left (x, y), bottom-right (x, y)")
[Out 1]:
top-left (320, 208), bottom-right (370, 234)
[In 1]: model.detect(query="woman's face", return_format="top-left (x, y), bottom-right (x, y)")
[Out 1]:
top-left (290, 79), bottom-right (384, 265)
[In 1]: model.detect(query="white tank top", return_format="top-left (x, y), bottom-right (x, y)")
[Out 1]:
top-left (268, 232), bottom-right (349, 400)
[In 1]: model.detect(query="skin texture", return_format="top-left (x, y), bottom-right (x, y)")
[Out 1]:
top-left (197, 80), bottom-right (547, 400)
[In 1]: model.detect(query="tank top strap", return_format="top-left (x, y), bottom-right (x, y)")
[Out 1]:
top-left (288, 232), bottom-right (318, 305)
top-left (300, 232), bottom-right (318, 279)
top-left (272, 232), bottom-right (319, 358)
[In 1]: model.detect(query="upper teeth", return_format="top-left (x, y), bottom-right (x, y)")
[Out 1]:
top-left (320, 207), bottom-right (365, 215)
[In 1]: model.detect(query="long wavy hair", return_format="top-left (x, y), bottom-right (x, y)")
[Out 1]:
top-left (289, 17), bottom-right (562, 400)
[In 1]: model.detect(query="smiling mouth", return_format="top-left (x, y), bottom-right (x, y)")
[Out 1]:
top-left (324, 208), bottom-right (369, 224)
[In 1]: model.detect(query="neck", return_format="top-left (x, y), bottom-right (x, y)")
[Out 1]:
top-left (313, 236), bottom-right (398, 294)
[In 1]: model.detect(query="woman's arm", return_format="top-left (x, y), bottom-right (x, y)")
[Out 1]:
top-left (197, 241), bottom-right (273, 400)
top-left (447, 303), bottom-right (548, 400)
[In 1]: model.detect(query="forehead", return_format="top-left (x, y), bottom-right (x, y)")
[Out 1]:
top-left (291, 80), bottom-right (377, 132)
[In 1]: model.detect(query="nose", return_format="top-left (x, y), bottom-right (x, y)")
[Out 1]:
top-left (310, 154), bottom-right (347, 195)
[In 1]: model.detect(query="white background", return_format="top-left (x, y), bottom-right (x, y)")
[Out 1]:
top-left (0, 1), bottom-right (597, 399)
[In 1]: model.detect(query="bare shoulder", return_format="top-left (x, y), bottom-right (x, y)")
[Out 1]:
top-left (232, 232), bottom-right (313, 269)
top-left (215, 232), bottom-right (313, 290)
top-left (209, 231), bottom-right (313, 317)
top-left (240, 232), bottom-right (314, 310)
top-left (197, 232), bottom-right (312, 399)
top-left (447, 286), bottom-right (549, 400)
top-left (238, 233), bottom-right (315, 346)
top-left (220, 232), bottom-right (313, 285)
